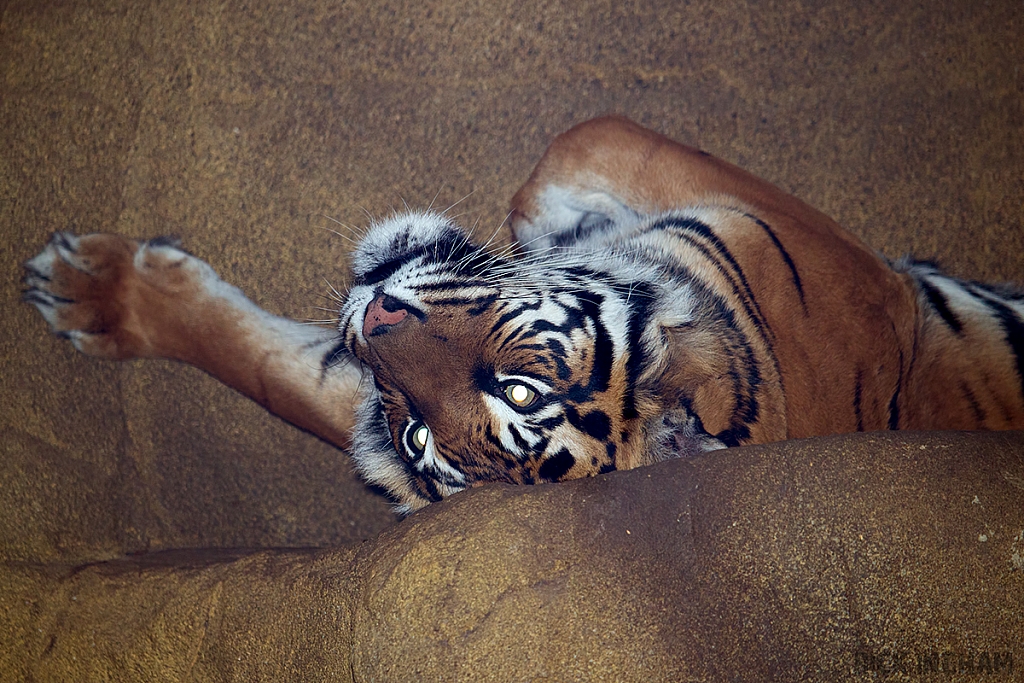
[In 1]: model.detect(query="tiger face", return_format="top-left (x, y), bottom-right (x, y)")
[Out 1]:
top-left (338, 212), bottom-right (666, 511)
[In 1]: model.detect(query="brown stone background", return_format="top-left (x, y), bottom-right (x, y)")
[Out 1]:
top-left (3, 0), bottom-right (1023, 565)
top-left (1, 0), bottom-right (1023, 678)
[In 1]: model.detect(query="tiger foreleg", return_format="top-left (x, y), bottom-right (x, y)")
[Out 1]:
top-left (23, 232), bottom-right (364, 450)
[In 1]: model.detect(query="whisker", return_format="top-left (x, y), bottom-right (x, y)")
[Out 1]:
top-left (443, 189), bottom-right (476, 216)
top-left (474, 211), bottom-right (512, 254)
top-left (322, 276), bottom-right (347, 304)
top-left (320, 215), bottom-right (366, 245)
top-left (426, 186), bottom-right (443, 212)
top-left (306, 305), bottom-right (343, 317)
top-left (298, 319), bottom-right (341, 326)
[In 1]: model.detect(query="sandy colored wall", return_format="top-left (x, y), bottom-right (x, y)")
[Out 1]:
top-left (2, 0), bottom-right (1023, 565)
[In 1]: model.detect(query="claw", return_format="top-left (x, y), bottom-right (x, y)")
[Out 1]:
top-left (22, 289), bottom-right (50, 306)
top-left (23, 264), bottom-right (51, 282)
top-left (147, 235), bottom-right (183, 249)
top-left (52, 232), bottom-right (76, 251)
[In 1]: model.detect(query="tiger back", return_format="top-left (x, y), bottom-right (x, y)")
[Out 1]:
top-left (512, 116), bottom-right (1024, 437)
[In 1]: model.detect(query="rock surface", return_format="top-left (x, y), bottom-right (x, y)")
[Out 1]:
top-left (3, 432), bottom-right (1023, 680)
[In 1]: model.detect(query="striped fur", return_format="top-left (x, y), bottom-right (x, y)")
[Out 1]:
top-left (24, 116), bottom-right (1024, 512)
top-left (342, 117), bottom-right (1024, 510)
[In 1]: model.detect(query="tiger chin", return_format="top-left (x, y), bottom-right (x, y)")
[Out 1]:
top-left (23, 116), bottom-right (1024, 513)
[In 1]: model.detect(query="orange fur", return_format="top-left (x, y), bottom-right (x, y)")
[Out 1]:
top-left (511, 116), bottom-right (1023, 435)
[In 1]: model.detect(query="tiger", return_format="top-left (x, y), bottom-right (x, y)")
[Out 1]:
top-left (23, 115), bottom-right (1024, 513)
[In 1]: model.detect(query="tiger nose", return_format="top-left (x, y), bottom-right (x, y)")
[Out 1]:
top-left (363, 294), bottom-right (410, 337)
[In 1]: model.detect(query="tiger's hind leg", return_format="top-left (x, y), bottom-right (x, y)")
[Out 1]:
top-left (509, 115), bottom-right (807, 251)
top-left (509, 116), bottom-right (663, 251)
top-left (24, 232), bottom-right (365, 450)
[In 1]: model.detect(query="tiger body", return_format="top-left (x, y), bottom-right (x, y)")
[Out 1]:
top-left (24, 116), bottom-right (1024, 512)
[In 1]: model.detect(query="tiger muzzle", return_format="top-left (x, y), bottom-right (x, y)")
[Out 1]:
top-left (363, 293), bottom-right (412, 337)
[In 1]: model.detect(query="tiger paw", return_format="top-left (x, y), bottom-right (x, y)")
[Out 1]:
top-left (23, 232), bottom-right (194, 360)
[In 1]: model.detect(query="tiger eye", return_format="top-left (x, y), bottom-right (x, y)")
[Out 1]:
top-left (504, 383), bottom-right (537, 407)
top-left (411, 423), bottom-right (429, 451)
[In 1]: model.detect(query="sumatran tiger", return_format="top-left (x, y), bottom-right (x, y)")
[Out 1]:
top-left (23, 116), bottom-right (1024, 512)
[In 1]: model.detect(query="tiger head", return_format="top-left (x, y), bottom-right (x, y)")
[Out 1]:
top-left (338, 211), bottom-right (720, 512)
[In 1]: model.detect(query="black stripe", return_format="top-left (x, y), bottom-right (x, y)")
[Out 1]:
top-left (467, 293), bottom-right (499, 316)
top-left (416, 295), bottom-right (487, 308)
top-left (23, 264), bottom-right (51, 282)
top-left (54, 232), bottom-right (76, 253)
top-left (413, 473), bottom-right (445, 503)
top-left (649, 216), bottom-right (786, 416)
top-left (477, 424), bottom-right (531, 472)
top-left (21, 290), bottom-right (45, 305)
top-left (357, 247), bottom-right (428, 286)
top-left (24, 290), bottom-right (72, 305)
top-left (716, 295), bottom-right (764, 422)
top-left (578, 294), bottom-right (613, 394)
top-left (853, 367), bottom-right (865, 431)
top-left (489, 301), bottom-right (542, 343)
top-left (959, 381), bottom-right (986, 425)
top-left (565, 406), bottom-right (612, 441)
top-left (536, 414), bottom-right (565, 430)
top-left (622, 283), bottom-right (655, 421)
top-left (425, 448), bottom-right (467, 488)
top-left (649, 216), bottom-right (775, 342)
top-left (146, 235), bottom-right (182, 249)
top-left (887, 349), bottom-right (904, 430)
top-left (320, 339), bottom-right (349, 372)
top-left (413, 279), bottom-right (493, 293)
top-left (605, 442), bottom-right (617, 462)
top-left (544, 338), bottom-right (571, 381)
top-left (970, 280), bottom-right (1024, 302)
top-left (528, 294), bottom-right (612, 391)
top-left (705, 298), bottom-right (760, 446)
top-left (919, 278), bottom-right (964, 335)
top-left (746, 213), bottom-right (807, 312)
top-left (507, 424), bottom-right (531, 452)
top-left (483, 423), bottom-right (509, 453)
top-left (538, 447), bottom-right (575, 481)
top-left (551, 215), bottom-right (615, 247)
top-left (356, 229), bottom-right (479, 286)
top-left (966, 284), bottom-right (1024, 399)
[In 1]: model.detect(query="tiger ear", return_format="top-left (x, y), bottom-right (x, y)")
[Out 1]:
top-left (649, 323), bottom-right (739, 443)
top-left (656, 407), bottom-right (727, 458)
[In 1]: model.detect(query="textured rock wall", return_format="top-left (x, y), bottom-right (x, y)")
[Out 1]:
top-left (2, 0), bottom-right (1022, 565)
top-left (2, 433), bottom-right (1022, 680)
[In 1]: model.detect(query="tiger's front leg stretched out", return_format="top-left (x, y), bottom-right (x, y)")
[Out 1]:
top-left (23, 232), bottom-right (366, 451)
